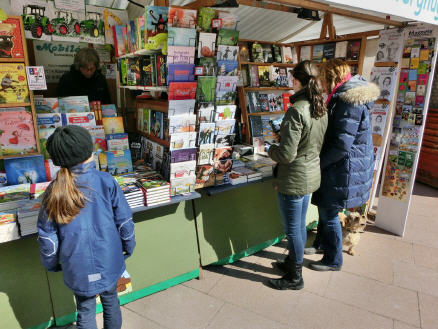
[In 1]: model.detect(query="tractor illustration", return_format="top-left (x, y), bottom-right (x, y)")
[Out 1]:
top-left (22, 5), bottom-right (54, 38)
top-left (80, 12), bottom-right (104, 38)
top-left (51, 10), bottom-right (80, 36)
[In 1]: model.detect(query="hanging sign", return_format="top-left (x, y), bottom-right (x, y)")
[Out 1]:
top-left (26, 66), bottom-right (47, 90)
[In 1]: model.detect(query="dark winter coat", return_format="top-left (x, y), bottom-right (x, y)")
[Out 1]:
top-left (57, 65), bottom-right (111, 104)
top-left (268, 89), bottom-right (328, 195)
top-left (311, 75), bottom-right (379, 210)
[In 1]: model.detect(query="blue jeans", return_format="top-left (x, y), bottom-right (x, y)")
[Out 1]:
top-left (318, 206), bottom-right (343, 267)
top-left (74, 284), bottom-right (122, 329)
top-left (277, 192), bottom-right (310, 265)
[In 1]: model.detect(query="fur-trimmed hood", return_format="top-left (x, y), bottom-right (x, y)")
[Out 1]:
top-left (334, 75), bottom-right (380, 106)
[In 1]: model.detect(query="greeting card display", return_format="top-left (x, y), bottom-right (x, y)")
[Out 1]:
top-left (370, 66), bottom-right (398, 102)
top-left (375, 29), bottom-right (404, 62)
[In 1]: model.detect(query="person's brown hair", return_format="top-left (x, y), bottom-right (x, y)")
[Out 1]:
top-left (43, 168), bottom-right (86, 224)
top-left (292, 60), bottom-right (327, 119)
top-left (74, 47), bottom-right (100, 71)
top-left (320, 59), bottom-right (351, 93)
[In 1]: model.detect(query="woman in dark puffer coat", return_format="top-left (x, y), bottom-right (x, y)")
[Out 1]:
top-left (310, 59), bottom-right (379, 271)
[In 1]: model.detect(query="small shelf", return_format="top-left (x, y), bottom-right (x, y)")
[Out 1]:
top-left (0, 152), bottom-right (41, 160)
top-left (0, 58), bottom-right (25, 63)
top-left (248, 111), bottom-right (285, 116)
top-left (0, 102), bottom-right (31, 108)
top-left (116, 49), bottom-right (161, 59)
top-left (374, 62), bottom-right (398, 67)
top-left (137, 130), bottom-right (170, 147)
top-left (136, 99), bottom-right (169, 112)
top-left (243, 86), bottom-right (293, 91)
top-left (119, 85), bottom-right (168, 92)
top-left (240, 61), bottom-right (297, 67)
top-left (375, 99), bottom-right (391, 104)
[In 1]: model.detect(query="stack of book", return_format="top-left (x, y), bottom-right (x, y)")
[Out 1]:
top-left (137, 178), bottom-right (171, 207)
top-left (0, 212), bottom-right (19, 243)
top-left (120, 183), bottom-right (145, 209)
top-left (231, 166), bottom-right (262, 182)
top-left (16, 199), bottom-right (42, 237)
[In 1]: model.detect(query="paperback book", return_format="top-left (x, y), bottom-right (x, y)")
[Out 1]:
top-left (35, 98), bottom-right (59, 113)
top-left (58, 96), bottom-right (90, 113)
top-left (37, 113), bottom-right (63, 130)
top-left (106, 150), bottom-right (133, 175)
top-left (103, 117), bottom-right (125, 135)
top-left (145, 6), bottom-right (169, 53)
top-left (347, 40), bottom-right (361, 60)
top-left (0, 63), bottom-right (29, 104)
top-left (335, 41), bottom-right (348, 59)
top-left (88, 126), bottom-right (107, 152)
top-left (251, 43), bottom-right (264, 62)
top-left (0, 17), bottom-right (25, 59)
top-left (4, 155), bottom-right (46, 185)
top-left (61, 113), bottom-right (96, 128)
top-left (150, 111), bottom-right (164, 139)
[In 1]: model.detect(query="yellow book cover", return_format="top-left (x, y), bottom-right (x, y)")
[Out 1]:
top-left (419, 49), bottom-right (429, 61)
top-left (0, 63), bottom-right (29, 104)
top-left (102, 117), bottom-right (125, 135)
top-left (409, 57), bottom-right (419, 69)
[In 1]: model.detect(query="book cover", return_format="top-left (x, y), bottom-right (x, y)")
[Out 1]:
top-left (197, 7), bottom-right (216, 32)
top-left (217, 60), bottom-right (238, 76)
top-left (61, 112), bottom-right (96, 128)
top-left (198, 32), bottom-right (216, 58)
top-left (0, 183), bottom-right (30, 203)
top-left (167, 27), bottom-right (196, 47)
top-left (323, 43), bottom-right (336, 61)
top-left (217, 29), bottom-right (239, 46)
top-left (156, 54), bottom-right (167, 86)
top-left (113, 25), bottom-right (125, 57)
top-left (127, 58), bottom-right (140, 86)
top-left (139, 56), bottom-right (152, 86)
top-left (370, 66), bottom-right (397, 102)
top-left (0, 108), bottom-right (37, 156)
top-left (37, 113), bottom-right (63, 130)
top-left (216, 76), bottom-right (238, 93)
top-left (216, 90), bottom-right (236, 106)
top-left (169, 82), bottom-right (197, 100)
top-left (35, 98), bottom-right (59, 113)
top-left (281, 46), bottom-right (293, 63)
top-left (5, 155), bottom-right (46, 185)
top-left (249, 116), bottom-right (263, 137)
top-left (168, 7), bottom-right (197, 28)
top-left (272, 44), bottom-right (282, 63)
top-left (218, 12), bottom-right (238, 30)
top-left (168, 63), bottom-right (195, 82)
top-left (169, 114), bottom-right (196, 134)
top-left (375, 29), bottom-right (403, 62)
top-left (0, 17), bottom-right (24, 59)
top-left (217, 45), bottom-right (239, 61)
top-left (312, 44), bottom-right (324, 62)
top-left (106, 150), bottom-right (133, 175)
top-left (129, 20), bottom-right (137, 53)
top-left (215, 119), bottom-right (235, 135)
top-left (262, 44), bottom-right (274, 63)
top-left (300, 46), bottom-right (311, 61)
top-left (145, 5), bottom-right (168, 48)
top-left (195, 164), bottom-right (215, 189)
top-left (214, 134), bottom-right (234, 148)
top-left (38, 127), bottom-right (56, 159)
top-left (170, 175), bottom-right (195, 196)
top-left (261, 116), bottom-right (277, 143)
top-left (196, 76), bottom-right (216, 103)
top-left (150, 111), bottom-right (163, 139)
top-left (169, 132), bottom-right (197, 150)
top-left (88, 126), bottom-right (107, 152)
top-left (268, 94), bottom-right (284, 112)
top-left (257, 93), bottom-right (269, 112)
top-left (247, 92), bottom-right (260, 113)
top-left (89, 101), bottom-right (102, 126)
top-left (258, 66), bottom-right (271, 87)
top-left (58, 96), bottom-right (90, 113)
top-left (170, 160), bottom-right (196, 179)
top-left (168, 99), bottom-right (195, 116)
top-left (370, 103), bottom-right (389, 136)
top-left (167, 46), bottom-right (195, 64)
top-left (347, 40), bottom-right (361, 60)
top-left (102, 104), bottom-right (117, 118)
top-left (153, 142), bottom-right (164, 171)
top-left (251, 43), bottom-right (264, 62)
top-left (198, 122), bottom-right (215, 145)
top-left (0, 63), bottom-right (29, 104)
top-left (198, 144), bottom-right (214, 165)
top-left (335, 41), bottom-right (348, 59)
top-left (171, 148), bottom-right (197, 163)
top-left (198, 104), bottom-right (215, 123)
top-left (137, 16), bottom-right (145, 50)
top-left (215, 105), bottom-right (236, 121)
top-left (249, 65), bottom-right (259, 87)
top-left (141, 108), bottom-right (150, 133)
top-left (199, 57), bottom-right (217, 76)
top-left (103, 117), bottom-right (124, 135)
top-left (106, 133), bottom-right (129, 151)
top-left (214, 162), bottom-right (232, 186)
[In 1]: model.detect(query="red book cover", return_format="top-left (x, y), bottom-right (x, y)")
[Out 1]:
top-left (282, 93), bottom-right (292, 111)
top-left (0, 18), bottom-right (24, 59)
top-left (168, 82), bottom-right (197, 100)
top-left (156, 55), bottom-right (166, 86)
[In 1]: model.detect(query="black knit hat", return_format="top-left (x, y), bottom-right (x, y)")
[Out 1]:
top-left (46, 125), bottom-right (93, 168)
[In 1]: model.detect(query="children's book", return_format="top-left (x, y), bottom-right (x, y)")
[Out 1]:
top-left (103, 117), bottom-right (125, 135)
top-left (215, 105), bottom-right (236, 121)
top-left (217, 12), bottom-right (238, 30)
top-left (0, 183), bottom-right (30, 203)
top-left (113, 25), bottom-right (125, 57)
top-left (169, 114), bottom-right (196, 134)
top-left (169, 132), bottom-right (197, 151)
top-left (197, 7), bottom-right (216, 32)
top-left (38, 127), bottom-right (56, 159)
top-left (0, 63), bottom-right (29, 104)
top-left (198, 144), bottom-right (214, 165)
top-left (171, 148), bottom-right (197, 163)
top-left (198, 104), bottom-right (215, 123)
top-left (168, 64), bottom-right (195, 82)
top-left (168, 99), bottom-right (196, 116)
top-left (169, 82), bottom-right (197, 100)
top-left (145, 6), bottom-right (168, 52)
top-left (199, 57), bottom-right (217, 76)
top-left (196, 76), bottom-right (216, 103)
top-left (167, 46), bottom-right (195, 64)
top-left (217, 45), bottom-right (239, 61)
top-left (198, 122), bottom-right (215, 145)
top-left (0, 17), bottom-right (24, 59)
top-left (168, 7), bottom-right (197, 28)
top-left (102, 104), bottom-right (117, 117)
top-left (217, 61), bottom-right (238, 76)
top-left (35, 98), bottom-right (59, 113)
top-left (167, 27), bottom-right (196, 47)
top-left (37, 113), bottom-right (63, 130)
top-left (4, 155), bottom-right (46, 185)
top-left (61, 113), bottom-right (96, 128)
top-left (195, 164), bottom-right (215, 189)
top-left (170, 160), bottom-right (196, 179)
top-left (335, 41), bottom-right (348, 59)
top-left (88, 126), bottom-right (107, 152)
top-left (106, 133), bottom-right (129, 151)
top-left (198, 32), bottom-right (216, 58)
top-left (106, 150), bottom-right (133, 175)
top-left (0, 108), bottom-right (37, 156)
top-left (58, 96), bottom-right (90, 113)
top-left (217, 29), bottom-right (239, 46)
top-left (347, 40), bottom-right (361, 60)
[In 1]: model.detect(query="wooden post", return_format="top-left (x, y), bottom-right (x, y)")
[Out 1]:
top-left (319, 13), bottom-right (329, 39)
top-left (154, 0), bottom-right (169, 6)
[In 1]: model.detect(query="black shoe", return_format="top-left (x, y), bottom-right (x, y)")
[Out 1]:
top-left (304, 247), bottom-right (323, 255)
top-left (274, 255), bottom-right (292, 272)
top-left (309, 261), bottom-right (341, 271)
top-left (269, 263), bottom-right (304, 290)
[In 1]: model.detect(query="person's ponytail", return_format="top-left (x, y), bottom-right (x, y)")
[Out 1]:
top-left (43, 167), bottom-right (86, 224)
top-left (307, 76), bottom-right (327, 119)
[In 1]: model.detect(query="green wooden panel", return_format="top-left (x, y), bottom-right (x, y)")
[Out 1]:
top-left (0, 238), bottom-right (54, 329)
top-left (47, 200), bottom-right (200, 325)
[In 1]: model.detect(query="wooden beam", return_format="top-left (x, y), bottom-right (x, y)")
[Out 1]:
top-left (154, 0), bottom-right (169, 5)
top-left (327, 13), bottom-right (336, 40)
top-left (320, 12), bottom-right (329, 39)
top-left (183, 0), bottom-right (217, 9)
top-left (292, 29), bottom-right (380, 46)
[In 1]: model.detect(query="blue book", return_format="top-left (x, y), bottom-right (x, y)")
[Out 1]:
top-left (168, 27), bottom-right (196, 47)
top-left (217, 60), bottom-right (238, 76)
top-left (106, 150), bottom-right (133, 175)
top-left (168, 64), bottom-right (195, 82)
top-left (150, 111), bottom-right (164, 139)
top-left (4, 155), bottom-right (46, 185)
top-left (106, 133), bottom-right (128, 140)
top-left (102, 104), bottom-right (117, 118)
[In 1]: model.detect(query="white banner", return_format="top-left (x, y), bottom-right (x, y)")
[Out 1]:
top-left (326, 0), bottom-right (438, 26)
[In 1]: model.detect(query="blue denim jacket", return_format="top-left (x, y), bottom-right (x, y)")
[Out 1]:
top-left (37, 161), bottom-right (135, 297)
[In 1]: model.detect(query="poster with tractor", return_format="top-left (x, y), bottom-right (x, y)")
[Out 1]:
top-left (51, 8), bottom-right (82, 43)
top-left (0, 17), bottom-right (24, 59)
top-left (79, 5), bottom-right (105, 44)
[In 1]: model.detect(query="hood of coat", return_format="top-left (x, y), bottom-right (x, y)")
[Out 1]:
top-left (69, 64), bottom-right (101, 80)
top-left (333, 75), bottom-right (380, 106)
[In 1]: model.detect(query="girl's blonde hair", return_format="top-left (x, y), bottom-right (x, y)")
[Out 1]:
top-left (320, 59), bottom-right (351, 93)
top-left (43, 168), bottom-right (86, 224)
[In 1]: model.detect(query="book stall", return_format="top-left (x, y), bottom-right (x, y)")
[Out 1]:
top-left (0, 0), bottom-right (438, 328)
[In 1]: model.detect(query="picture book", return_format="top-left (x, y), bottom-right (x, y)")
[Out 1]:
top-left (88, 126), bottom-right (107, 152)
top-left (0, 63), bottom-right (29, 104)
top-left (4, 155), bottom-right (46, 185)
top-left (0, 17), bottom-right (24, 59)
top-left (145, 5), bottom-right (168, 39)
top-left (61, 113), bottom-right (96, 128)
top-left (58, 96), bottom-right (90, 113)
top-left (198, 104), bottom-right (215, 123)
top-left (168, 7), bottom-right (197, 28)
top-left (195, 164), bottom-right (215, 189)
top-left (141, 108), bottom-right (151, 133)
top-left (267, 94), bottom-right (284, 112)
top-left (199, 57), bottom-right (217, 76)
top-left (198, 32), bottom-right (216, 58)
top-left (216, 90), bottom-right (236, 106)
top-left (214, 134), bottom-right (234, 148)
top-left (196, 76), bottom-right (216, 103)
top-left (323, 43), bottom-right (336, 61)
top-left (156, 54), bottom-right (167, 86)
top-left (170, 160), bottom-right (196, 179)
top-left (218, 12), bottom-right (238, 30)
top-left (167, 46), bottom-right (195, 64)
top-left (197, 7), bottom-right (216, 32)
top-left (169, 132), bottom-right (197, 151)
top-left (35, 97), bottom-right (59, 113)
top-left (113, 25), bottom-right (125, 57)
top-left (170, 175), bottom-right (195, 196)
top-left (36, 113), bottom-right (63, 130)
top-left (335, 41), bottom-right (348, 59)
top-left (312, 44), bottom-right (324, 62)
top-left (38, 127), bottom-right (56, 159)
top-left (137, 16), bottom-right (145, 50)
top-left (217, 61), bottom-right (238, 76)
top-left (376, 29), bottom-right (404, 62)
top-left (257, 93), bottom-right (270, 112)
top-left (251, 43), bottom-right (264, 62)
top-left (169, 114), bottom-right (196, 134)
top-left (198, 122), bottom-right (215, 145)
top-left (168, 63), bottom-right (195, 82)
top-left (198, 144), bottom-right (214, 165)
top-left (0, 108), bottom-right (37, 156)
top-left (0, 183), bottom-right (30, 203)
top-left (281, 46), bottom-right (293, 63)
top-left (106, 133), bottom-right (129, 151)
top-left (106, 150), bottom-right (133, 175)
top-left (215, 105), bottom-right (236, 121)
top-left (103, 117), bottom-right (124, 135)
top-left (150, 111), bottom-right (163, 139)
top-left (139, 56), bottom-right (152, 86)
top-left (300, 46), bottom-right (311, 61)
top-left (215, 119), bottom-right (235, 135)
top-left (249, 116), bottom-right (263, 137)
top-left (217, 45), bottom-right (239, 61)
top-left (167, 27), bottom-right (196, 47)
top-left (216, 76), bottom-right (238, 93)
top-left (168, 99), bottom-right (196, 116)
top-left (347, 40), bottom-right (361, 60)
top-left (261, 116), bottom-right (277, 143)
top-left (169, 82), bottom-right (197, 100)
top-left (171, 148), bottom-right (197, 163)
top-left (258, 66), bottom-right (271, 87)
top-left (217, 29), bottom-right (239, 46)
top-left (370, 66), bottom-right (397, 102)
top-left (102, 104), bottom-right (117, 117)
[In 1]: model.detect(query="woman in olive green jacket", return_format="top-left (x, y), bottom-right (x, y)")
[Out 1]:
top-left (267, 60), bottom-right (328, 290)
